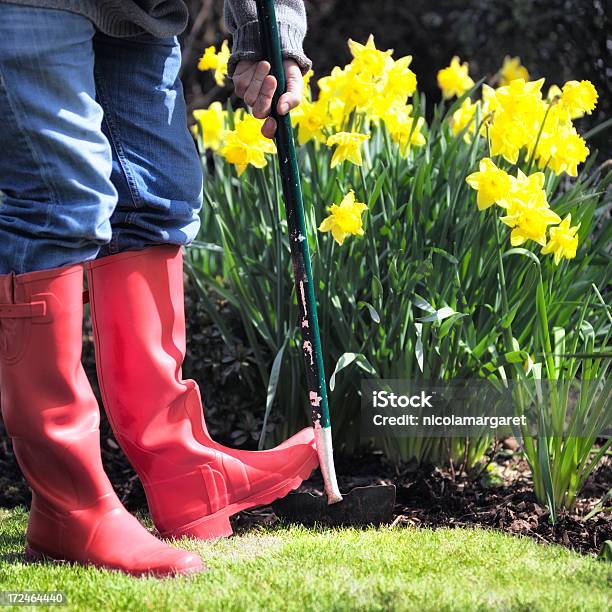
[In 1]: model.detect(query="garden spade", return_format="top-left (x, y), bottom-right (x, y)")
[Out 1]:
top-left (254, 0), bottom-right (395, 526)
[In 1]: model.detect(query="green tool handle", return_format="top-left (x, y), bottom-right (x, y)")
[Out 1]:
top-left (254, 0), bottom-right (330, 429)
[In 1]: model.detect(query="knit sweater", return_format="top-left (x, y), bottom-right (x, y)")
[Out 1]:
top-left (0, 0), bottom-right (310, 73)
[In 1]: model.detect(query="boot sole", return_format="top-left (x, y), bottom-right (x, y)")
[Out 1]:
top-left (162, 453), bottom-right (319, 541)
top-left (25, 546), bottom-right (204, 578)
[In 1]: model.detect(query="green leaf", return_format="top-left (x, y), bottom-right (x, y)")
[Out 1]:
top-left (368, 168), bottom-right (388, 208)
top-left (413, 294), bottom-right (435, 313)
top-left (329, 352), bottom-right (378, 392)
top-left (503, 247), bottom-right (541, 267)
top-left (597, 541), bottom-right (612, 562)
top-left (371, 275), bottom-right (383, 311)
top-left (358, 301), bottom-right (381, 324)
top-left (259, 334), bottom-right (289, 450)
top-left (418, 306), bottom-right (460, 323)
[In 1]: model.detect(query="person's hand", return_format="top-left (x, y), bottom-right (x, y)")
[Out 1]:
top-left (232, 59), bottom-right (303, 138)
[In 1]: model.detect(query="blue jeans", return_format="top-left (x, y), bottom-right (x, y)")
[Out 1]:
top-left (0, 5), bottom-right (203, 274)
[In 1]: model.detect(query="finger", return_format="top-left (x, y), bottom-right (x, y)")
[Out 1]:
top-left (278, 91), bottom-right (301, 114)
top-left (261, 116), bottom-right (277, 139)
top-left (243, 61), bottom-right (271, 107)
top-left (252, 75), bottom-right (277, 119)
top-left (233, 73), bottom-right (252, 98)
top-left (233, 63), bottom-right (256, 98)
top-left (278, 63), bottom-right (303, 114)
top-left (233, 60), bottom-right (253, 78)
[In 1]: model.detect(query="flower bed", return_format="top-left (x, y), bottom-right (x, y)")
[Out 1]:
top-left (189, 36), bottom-right (611, 522)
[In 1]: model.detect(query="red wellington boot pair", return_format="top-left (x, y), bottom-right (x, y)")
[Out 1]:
top-left (0, 245), bottom-right (318, 576)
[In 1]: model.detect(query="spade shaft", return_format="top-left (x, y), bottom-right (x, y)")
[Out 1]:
top-left (255, 0), bottom-right (342, 503)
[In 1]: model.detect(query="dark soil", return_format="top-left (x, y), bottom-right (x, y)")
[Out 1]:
top-left (233, 450), bottom-right (611, 557)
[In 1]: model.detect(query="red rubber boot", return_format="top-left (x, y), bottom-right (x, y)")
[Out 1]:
top-left (87, 246), bottom-right (318, 540)
top-left (0, 265), bottom-right (202, 576)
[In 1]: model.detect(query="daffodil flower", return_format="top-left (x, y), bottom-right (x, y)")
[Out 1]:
top-left (466, 158), bottom-right (512, 210)
top-left (220, 113), bottom-right (276, 176)
top-left (384, 55), bottom-right (417, 101)
top-left (499, 171), bottom-right (561, 246)
top-left (539, 122), bottom-right (589, 177)
top-left (197, 40), bottom-right (230, 86)
top-left (560, 80), bottom-right (598, 120)
top-left (437, 56), bottom-right (474, 99)
top-left (318, 191), bottom-right (368, 245)
top-left (326, 132), bottom-right (369, 168)
top-left (348, 35), bottom-right (394, 78)
top-left (197, 46), bottom-right (218, 71)
top-left (193, 102), bottom-right (226, 151)
top-left (292, 99), bottom-right (328, 145)
top-left (451, 98), bottom-right (481, 143)
top-left (498, 56), bottom-right (529, 86)
top-left (488, 78), bottom-right (547, 165)
top-left (542, 214), bottom-right (580, 264)
top-left (383, 107), bottom-right (426, 157)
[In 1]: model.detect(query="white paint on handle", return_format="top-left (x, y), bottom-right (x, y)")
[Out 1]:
top-left (314, 425), bottom-right (343, 504)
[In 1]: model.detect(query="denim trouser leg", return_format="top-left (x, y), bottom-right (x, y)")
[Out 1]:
top-left (0, 6), bottom-right (203, 274)
top-left (93, 33), bottom-right (203, 257)
top-left (0, 7), bottom-right (116, 274)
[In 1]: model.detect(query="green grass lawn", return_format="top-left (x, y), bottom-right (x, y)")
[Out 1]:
top-left (0, 507), bottom-right (610, 611)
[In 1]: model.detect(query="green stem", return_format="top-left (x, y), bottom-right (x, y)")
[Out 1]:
top-left (492, 211), bottom-right (514, 352)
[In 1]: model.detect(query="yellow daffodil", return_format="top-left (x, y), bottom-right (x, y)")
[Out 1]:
top-left (383, 55), bottom-right (417, 101)
top-left (318, 190), bottom-right (368, 245)
top-left (197, 45), bottom-right (218, 71)
top-left (317, 38), bottom-right (420, 130)
top-left (489, 78), bottom-right (547, 163)
top-left (543, 122), bottom-right (589, 177)
top-left (318, 66), bottom-right (350, 99)
top-left (348, 34), bottom-right (394, 78)
top-left (383, 106), bottom-right (426, 156)
top-left (501, 203), bottom-right (561, 247)
top-left (559, 80), bottom-right (598, 119)
top-left (342, 71), bottom-right (377, 113)
top-left (482, 84), bottom-right (500, 113)
top-left (302, 69), bottom-right (315, 101)
top-left (499, 56), bottom-right (529, 86)
top-left (499, 169), bottom-right (546, 214)
top-left (541, 214), bottom-right (580, 264)
top-left (437, 56), bottom-right (474, 99)
top-left (528, 103), bottom-right (561, 165)
top-left (197, 40), bottom-right (230, 86)
top-left (214, 41), bottom-right (231, 85)
top-left (466, 158), bottom-right (512, 210)
top-left (365, 95), bottom-right (394, 122)
top-left (193, 102), bottom-right (226, 151)
top-left (220, 113), bottom-right (276, 175)
top-left (326, 131), bottom-right (369, 168)
top-left (494, 77), bottom-right (545, 112)
top-left (499, 170), bottom-right (561, 246)
top-left (317, 66), bottom-right (353, 123)
top-left (489, 113), bottom-right (525, 164)
top-left (292, 99), bottom-right (328, 145)
top-left (451, 98), bottom-right (482, 143)
top-left (303, 69), bottom-right (314, 90)
top-left (324, 97), bottom-right (348, 130)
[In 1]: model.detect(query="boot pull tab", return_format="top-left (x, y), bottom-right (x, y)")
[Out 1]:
top-left (0, 300), bottom-right (47, 319)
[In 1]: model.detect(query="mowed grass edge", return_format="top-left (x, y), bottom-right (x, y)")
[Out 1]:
top-left (0, 507), bottom-right (610, 611)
